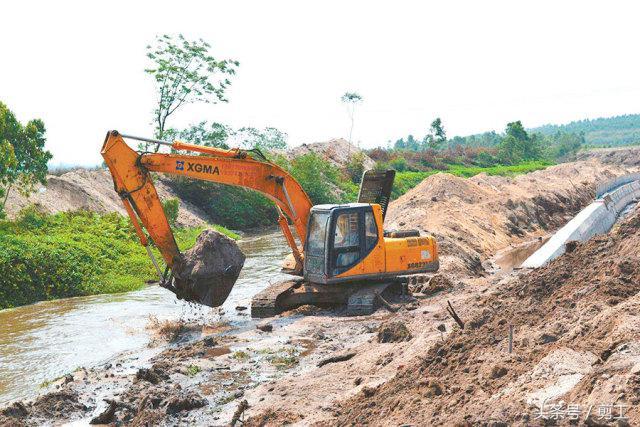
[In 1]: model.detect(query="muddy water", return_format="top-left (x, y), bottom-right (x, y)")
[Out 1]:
top-left (0, 229), bottom-right (289, 405)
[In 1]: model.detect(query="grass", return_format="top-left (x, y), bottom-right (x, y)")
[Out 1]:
top-left (0, 207), bottom-right (238, 310)
top-left (186, 365), bottom-right (201, 376)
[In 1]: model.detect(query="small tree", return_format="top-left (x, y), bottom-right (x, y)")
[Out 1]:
top-left (0, 102), bottom-right (52, 217)
top-left (145, 34), bottom-right (239, 150)
top-left (424, 117), bottom-right (447, 150)
top-left (341, 92), bottom-right (363, 147)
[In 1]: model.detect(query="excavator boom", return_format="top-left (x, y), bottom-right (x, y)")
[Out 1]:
top-left (101, 131), bottom-right (313, 281)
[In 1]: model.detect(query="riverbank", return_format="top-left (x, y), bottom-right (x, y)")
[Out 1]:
top-left (0, 208), bottom-right (238, 309)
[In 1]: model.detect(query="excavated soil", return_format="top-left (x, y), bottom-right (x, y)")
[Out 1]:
top-left (577, 145), bottom-right (640, 167)
top-left (386, 159), bottom-right (636, 276)
top-left (331, 208), bottom-right (640, 426)
top-left (173, 229), bottom-right (246, 307)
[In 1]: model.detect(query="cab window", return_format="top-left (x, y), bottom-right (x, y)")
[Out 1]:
top-left (333, 212), bottom-right (360, 271)
top-left (365, 211), bottom-right (378, 250)
top-left (334, 212), bottom-right (359, 248)
top-left (307, 212), bottom-right (329, 256)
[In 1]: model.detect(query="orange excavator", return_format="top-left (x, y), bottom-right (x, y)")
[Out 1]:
top-left (101, 130), bottom-right (439, 316)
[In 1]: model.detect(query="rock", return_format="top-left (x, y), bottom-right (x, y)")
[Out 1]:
top-left (203, 337), bottom-right (217, 347)
top-left (257, 322), bottom-right (273, 332)
top-left (173, 229), bottom-right (246, 307)
top-left (490, 365), bottom-right (508, 379)
top-left (235, 305), bottom-right (247, 311)
top-left (89, 400), bottom-right (117, 424)
top-left (165, 393), bottom-right (207, 414)
top-left (354, 377), bottom-right (363, 386)
top-left (377, 321), bottom-right (413, 343)
top-left (537, 333), bottom-right (558, 345)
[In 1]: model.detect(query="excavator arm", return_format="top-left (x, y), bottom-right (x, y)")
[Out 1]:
top-left (100, 130), bottom-right (313, 282)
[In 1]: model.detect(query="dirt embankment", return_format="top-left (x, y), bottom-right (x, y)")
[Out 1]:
top-left (577, 146), bottom-right (640, 167)
top-left (332, 205), bottom-right (640, 426)
top-left (386, 159), bottom-right (635, 276)
top-left (5, 169), bottom-right (209, 228)
top-left (278, 138), bottom-right (376, 171)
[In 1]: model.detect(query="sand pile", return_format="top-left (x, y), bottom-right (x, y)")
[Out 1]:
top-left (173, 229), bottom-right (245, 307)
top-left (281, 138), bottom-right (376, 171)
top-left (386, 159), bottom-right (634, 276)
top-left (334, 206), bottom-right (640, 425)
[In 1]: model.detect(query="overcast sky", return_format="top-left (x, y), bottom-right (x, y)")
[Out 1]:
top-left (1, 0), bottom-right (639, 166)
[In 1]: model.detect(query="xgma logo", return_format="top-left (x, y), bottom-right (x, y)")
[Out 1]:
top-left (175, 160), bottom-right (220, 175)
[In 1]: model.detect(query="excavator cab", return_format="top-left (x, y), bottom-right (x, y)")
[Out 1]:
top-left (304, 203), bottom-right (380, 283)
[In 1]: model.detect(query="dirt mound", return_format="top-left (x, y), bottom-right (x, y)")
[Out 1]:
top-left (173, 229), bottom-right (245, 307)
top-left (386, 160), bottom-right (634, 277)
top-left (5, 168), bottom-right (209, 227)
top-left (577, 146), bottom-right (640, 166)
top-left (333, 207), bottom-right (640, 425)
top-left (280, 138), bottom-right (376, 171)
top-left (0, 389), bottom-right (86, 425)
top-left (377, 321), bottom-right (412, 343)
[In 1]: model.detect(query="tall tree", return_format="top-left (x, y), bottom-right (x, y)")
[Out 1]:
top-left (178, 121), bottom-right (231, 149)
top-left (145, 34), bottom-right (239, 150)
top-left (341, 92), bottom-right (363, 147)
top-left (0, 102), bottom-right (52, 216)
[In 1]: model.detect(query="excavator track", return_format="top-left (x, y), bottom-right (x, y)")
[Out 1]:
top-left (250, 278), bottom-right (409, 318)
top-left (251, 279), bottom-right (304, 318)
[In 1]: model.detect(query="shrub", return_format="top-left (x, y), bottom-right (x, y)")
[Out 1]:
top-left (162, 198), bottom-right (180, 226)
top-left (0, 209), bottom-right (236, 309)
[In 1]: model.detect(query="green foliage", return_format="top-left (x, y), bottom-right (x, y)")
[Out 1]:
top-left (423, 117), bottom-right (447, 150)
top-left (177, 121), bottom-right (230, 148)
top-left (162, 197), bottom-right (180, 226)
top-left (0, 102), bottom-right (52, 217)
top-left (145, 34), bottom-right (239, 146)
top-left (532, 114), bottom-right (640, 147)
top-left (345, 152), bottom-right (366, 183)
top-left (233, 126), bottom-right (287, 150)
top-left (498, 121), bottom-right (547, 164)
top-left (445, 160), bottom-right (551, 178)
top-left (0, 208), bottom-right (236, 309)
top-left (167, 177), bottom-right (277, 230)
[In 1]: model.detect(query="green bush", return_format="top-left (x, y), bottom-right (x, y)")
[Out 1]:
top-left (0, 208), bottom-right (237, 309)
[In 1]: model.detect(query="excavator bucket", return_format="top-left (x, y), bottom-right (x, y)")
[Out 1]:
top-left (169, 229), bottom-right (246, 307)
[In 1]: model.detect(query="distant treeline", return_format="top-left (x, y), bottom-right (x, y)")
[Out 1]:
top-left (531, 114), bottom-right (640, 147)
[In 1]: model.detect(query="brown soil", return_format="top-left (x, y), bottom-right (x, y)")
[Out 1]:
top-left (5, 168), bottom-right (209, 228)
top-left (577, 145), bottom-right (640, 167)
top-left (386, 159), bottom-right (635, 277)
top-left (331, 207), bottom-right (640, 426)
